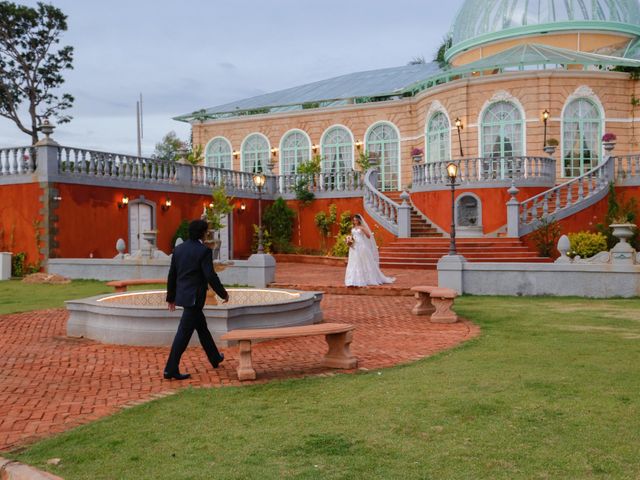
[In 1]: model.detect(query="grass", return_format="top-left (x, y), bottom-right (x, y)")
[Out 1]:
top-left (6, 295), bottom-right (640, 479)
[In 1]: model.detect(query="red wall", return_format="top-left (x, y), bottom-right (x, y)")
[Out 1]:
top-left (284, 198), bottom-right (395, 253)
top-left (411, 187), bottom-right (548, 234)
top-left (0, 183), bottom-right (44, 266)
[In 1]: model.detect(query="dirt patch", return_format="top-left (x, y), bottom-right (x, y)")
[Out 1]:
top-left (22, 273), bottom-right (71, 284)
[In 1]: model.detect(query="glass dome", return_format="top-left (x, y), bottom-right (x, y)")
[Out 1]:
top-left (448, 0), bottom-right (640, 59)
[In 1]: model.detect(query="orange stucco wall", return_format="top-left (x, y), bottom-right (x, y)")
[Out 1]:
top-left (283, 198), bottom-right (395, 253)
top-left (411, 187), bottom-right (547, 234)
top-left (0, 182), bottom-right (44, 266)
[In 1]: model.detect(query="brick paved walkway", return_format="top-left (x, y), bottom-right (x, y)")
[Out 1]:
top-left (0, 266), bottom-right (475, 451)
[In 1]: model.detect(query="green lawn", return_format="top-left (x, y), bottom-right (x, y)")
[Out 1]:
top-left (0, 279), bottom-right (166, 315)
top-left (6, 295), bottom-right (640, 479)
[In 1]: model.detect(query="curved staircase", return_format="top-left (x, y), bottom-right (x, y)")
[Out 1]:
top-left (383, 191), bottom-right (442, 238)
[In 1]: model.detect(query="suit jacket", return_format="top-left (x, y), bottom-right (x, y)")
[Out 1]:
top-left (166, 239), bottom-right (228, 308)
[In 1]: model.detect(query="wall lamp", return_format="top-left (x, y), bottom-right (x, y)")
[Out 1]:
top-left (355, 141), bottom-right (363, 150)
top-left (271, 147), bottom-right (279, 156)
top-left (312, 144), bottom-right (319, 153)
top-left (118, 194), bottom-right (129, 209)
top-left (233, 150), bottom-right (240, 159)
top-left (454, 118), bottom-right (464, 157)
top-left (162, 198), bottom-right (172, 211)
top-left (239, 202), bottom-right (247, 213)
top-left (542, 109), bottom-right (550, 146)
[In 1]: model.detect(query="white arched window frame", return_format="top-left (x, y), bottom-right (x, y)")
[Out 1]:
top-left (204, 137), bottom-right (232, 170)
top-left (426, 111), bottom-right (451, 163)
top-left (320, 125), bottom-right (354, 189)
top-left (280, 129), bottom-right (311, 175)
top-left (479, 99), bottom-right (525, 179)
top-left (365, 121), bottom-right (400, 191)
top-left (561, 96), bottom-right (603, 178)
top-left (241, 133), bottom-right (270, 173)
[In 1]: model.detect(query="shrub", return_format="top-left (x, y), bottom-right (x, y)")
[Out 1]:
top-left (546, 138), bottom-right (559, 147)
top-left (314, 204), bottom-right (337, 252)
top-left (338, 211), bottom-right (353, 236)
top-left (264, 198), bottom-right (295, 253)
top-left (171, 220), bottom-right (189, 249)
top-left (602, 132), bottom-right (617, 142)
top-left (251, 225), bottom-right (272, 254)
top-left (568, 231), bottom-right (608, 258)
top-left (294, 178), bottom-right (314, 203)
top-left (11, 252), bottom-right (26, 277)
top-left (331, 233), bottom-right (351, 257)
top-left (530, 216), bottom-right (561, 257)
top-left (411, 147), bottom-right (424, 156)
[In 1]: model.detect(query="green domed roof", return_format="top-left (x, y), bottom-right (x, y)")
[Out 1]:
top-left (447, 0), bottom-right (640, 60)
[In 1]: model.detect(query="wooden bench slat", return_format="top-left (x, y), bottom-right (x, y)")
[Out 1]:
top-left (221, 322), bottom-right (354, 342)
top-left (106, 278), bottom-right (165, 288)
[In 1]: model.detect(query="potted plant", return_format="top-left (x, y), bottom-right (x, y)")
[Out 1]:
top-left (609, 215), bottom-right (637, 246)
top-left (544, 138), bottom-right (558, 155)
top-left (411, 147), bottom-right (424, 163)
top-left (602, 132), bottom-right (617, 152)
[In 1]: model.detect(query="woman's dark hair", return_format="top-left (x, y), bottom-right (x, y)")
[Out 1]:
top-left (188, 219), bottom-right (209, 241)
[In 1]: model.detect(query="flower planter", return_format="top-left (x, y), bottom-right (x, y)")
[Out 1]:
top-left (543, 145), bottom-right (556, 156)
top-left (412, 155), bottom-right (423, 163)
top-left (603, 141), bottom-right (616, 153)
top-left (610, 223), bottom-right (636, 244)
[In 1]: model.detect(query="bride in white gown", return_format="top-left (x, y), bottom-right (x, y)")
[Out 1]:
top-left (345, 214), bottom-right (395, 287)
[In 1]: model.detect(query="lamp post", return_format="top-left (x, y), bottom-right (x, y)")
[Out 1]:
top-left (253, 172), bottom-right (266, 254)
top-left (446, 162), bottom-right (459, 256)
top-left (542, 109), bottom-right (550, 147)
top-left (454, 117), bottom-right (464, 157)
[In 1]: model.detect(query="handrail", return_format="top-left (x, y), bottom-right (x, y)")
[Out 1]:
top-left (57, 146), bottom-right (178, 183)
top-left (0, 146), bottom-right (36, 175)
top-left (412, 155), bottom-right (555, 190)
top-left (518, 156), bottom-right (614, 236)
top-left (363, 168), bottom-right (399, 236)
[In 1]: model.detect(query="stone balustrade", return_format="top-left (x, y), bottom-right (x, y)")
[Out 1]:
top-left (614, 154), bottom-right (640, 185)
top-left (412, 156), bottom-right (555, 191)
top-left (0, 146), bottom-right (36, 175)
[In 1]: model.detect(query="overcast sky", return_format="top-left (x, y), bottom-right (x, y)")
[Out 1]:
top-left (0, 0), bottom-right (464, 155)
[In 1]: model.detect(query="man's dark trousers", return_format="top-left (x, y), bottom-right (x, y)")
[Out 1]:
top-left (165, 306), bottom-right (222, 373)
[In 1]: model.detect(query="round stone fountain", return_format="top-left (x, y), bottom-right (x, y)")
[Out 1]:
top-left (66, 288), bottom-right (323, 347)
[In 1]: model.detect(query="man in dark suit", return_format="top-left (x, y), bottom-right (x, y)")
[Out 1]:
top-left (164, 219), bottom-right (229, 380)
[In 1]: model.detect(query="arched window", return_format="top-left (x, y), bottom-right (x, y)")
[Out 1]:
top-left (241, 134), bottom-right (269, 173)
top-left (562, 98), bottom-right (601, 178)
top-left (481, 101), bottom-right (524, 158)
top-left (280, 130), bottom-right (310, 175)
top-left (321, 126), bottom-right (353, 188)
top-left (366, 122), bottom-right (400, 191)
top-left (426, 112), bottom-right (450, 163)
top-left (205, 137), bottom-right (232, 169)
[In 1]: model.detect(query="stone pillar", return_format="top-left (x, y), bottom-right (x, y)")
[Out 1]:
top-left (175, 160), bottom-right (193, 186)
top-left (0, 252), bottom-right (11, 280)
top-left (506, 182), bottom-right (520, 238)
top-left (397, 191), bottom-right (412, 238)
top-left (437, 254), bottom-right (466, 294)
top-left (245, 253), bottom-right (276, 288)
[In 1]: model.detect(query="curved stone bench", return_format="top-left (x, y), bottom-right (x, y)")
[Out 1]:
top-left (106, 278), bottom-right (166, 292)
top-left (221, 323), bottom-right (357, 381)
top-left (410, 286), bottom-right (458, 323)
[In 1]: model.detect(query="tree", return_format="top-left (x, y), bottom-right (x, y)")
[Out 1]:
top-left (407, 55), bottom-right (426, 65)
top-left (0, 1), bottom-right (74, 145)
top-left (153, 131), bottom-right (185, 162)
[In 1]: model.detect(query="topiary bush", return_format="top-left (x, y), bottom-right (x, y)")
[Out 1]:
top-left (568, 231), bottom-right (608, 258)
top-left (263, 197), bottom-right (295, 253)
top-left (11, 252), bottom-right (26, 277)
top-left (251, 225), bottom-right (272, 254)
top-left (530, 216), bottom-right (561, 258)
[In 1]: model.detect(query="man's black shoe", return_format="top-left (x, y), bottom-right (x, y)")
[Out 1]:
top-left (212, 353), bottom-right (224, 369)
top-left (163, 371), bottom-right (191, 380)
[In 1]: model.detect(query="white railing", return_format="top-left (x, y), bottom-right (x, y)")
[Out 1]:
top-left (518, 156), bottom-right (614, 236)
top-left (58, 147), bottom-right (177, 183)
top-left (363, 169), bottom-right (399, 235)
top-left (275, 170), bottom-right (364, 196)
top-left (192, 165), bottom-right (261, 193)
top-left (0, 146), bottom-right (36, 175)
top-left (614, 154), bottom-right (640, 184)
top-left (413, 156), bottom-right (555, 189)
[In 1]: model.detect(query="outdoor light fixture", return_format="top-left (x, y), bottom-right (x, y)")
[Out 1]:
top-left (253, 172), bottom-right (267, 254)
top-left (233, 150), bottom-right (240, 159)
top-left (542, 109), bottom-right (550, 147)
top-left (454, 118), bottom-right (464, 157)
top-left (312, 144), bottom-right (319, 152)
top-left (355, 141), bottom-right (363, 150)
top-left (239, 202), bottom-right (247, 212)
top-left (162, 198), bottom-right (172, 211)
top-left (446, 162), bottom-right (459, 256)
top-left (271, 147), bottom-right (279, 156)
top-left (118, 194), bottom-right (129, 209)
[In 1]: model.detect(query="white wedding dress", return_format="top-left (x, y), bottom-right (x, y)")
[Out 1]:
top-left (345, 227), bottom-right (395, 286)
